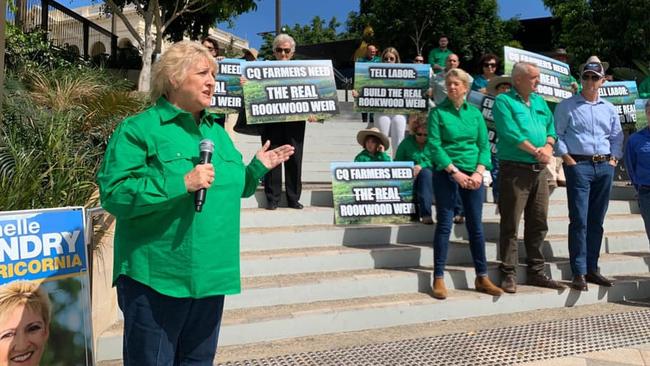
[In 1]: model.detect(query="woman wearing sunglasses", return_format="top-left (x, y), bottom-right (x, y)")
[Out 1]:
top-left (471, 53), bottom-right (499, 94)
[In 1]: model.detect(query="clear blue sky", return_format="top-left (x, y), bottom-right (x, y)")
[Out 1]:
top-left (65, 0), bottom-right (551, 49)
top-left (219, 0), bottom-right (551, 49)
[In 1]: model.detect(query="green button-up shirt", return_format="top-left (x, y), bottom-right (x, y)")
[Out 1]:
top-left (426, 98), bottom-right (492, 172)
top-left (395, 135), bottom-right (432, 169)
top-left (493, 89), bottom-right (556, 163)
top-left (354, 149), bottom-right (392, 162)
top-left (97, 97), bottom-right (268, 298)
top-left (427, 48), bottom-right (452, 74)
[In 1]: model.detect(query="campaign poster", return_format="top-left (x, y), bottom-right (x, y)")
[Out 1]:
top-left (353, 62), bottom-right (430, 114)
top-left (242, 60), bottom-right (339, 124)
top-left (467, 91), bottom-right (498, 154)
top-left (331, 162), bottom-right (416, 225)
top-left (598, 81), bottom-right (639, 131)
top-left (209, 58), bottom-right (244, 114)
top-left (503, 46), bottom-right (573, 104)
top-left (0, 207), bottom-right (93, 366)
top-left (635, 99), bottom-right (649, 130)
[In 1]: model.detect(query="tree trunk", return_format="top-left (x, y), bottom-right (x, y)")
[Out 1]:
top-left (137, 23), bottom-right (155, 92)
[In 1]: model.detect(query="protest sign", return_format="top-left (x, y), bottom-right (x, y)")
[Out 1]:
top-left (242, 60), bottom-right (339, 124)
top-left (353, 62), bottom-right (430, 114)
top-left (209, 58), bottom-right (243, 114)
top-left (467, 91), bottom-right (498, 154)
top-left (503, 46), bottom-right (573, 103)
top-left (635, 99), bottom-right (649, 130)
top-left (0, 207), bottom-right (93, 365)
top-left (598, 81), bottom-right (639, 130)
top-left (331, 162), bottom-right (416, 225)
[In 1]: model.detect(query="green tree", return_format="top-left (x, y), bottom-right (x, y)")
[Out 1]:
top-left (543, 0), bottom-right (650, 74)
top-left (345, 0), bottom-right (518, 67)
top-left (258, 16), bottom-right (348, 60)
top-left (104, 0), bottom-right (257, 91)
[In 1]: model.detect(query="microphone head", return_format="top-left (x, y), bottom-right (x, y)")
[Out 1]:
top-left (199, 139), bottom-right (215, 153)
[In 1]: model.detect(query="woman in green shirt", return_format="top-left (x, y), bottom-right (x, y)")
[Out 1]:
top-left (97, 41), bottom-right (294, 365)
top-left (426, 68), bottom-right (503, 300)
top-left (395, 115), bottom-right (434, 224)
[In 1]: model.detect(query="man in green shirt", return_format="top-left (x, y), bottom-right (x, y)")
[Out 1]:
top-left (428, 36), bottom-right (453, 74)
top-left (493, 61), bottom-right (566, 293)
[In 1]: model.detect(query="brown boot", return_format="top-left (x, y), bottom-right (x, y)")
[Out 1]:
top-left (432, 277), bottom-right (448, 299)
top-left (475, 276), bottom-right (504, 297)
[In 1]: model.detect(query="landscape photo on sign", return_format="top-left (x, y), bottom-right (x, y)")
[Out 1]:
top-left (242, 60), bottom-right (339, 124)
top-left (331, 162), bottom-right (415, 225)
top-left (209, 58), bottom-right (244, 114)
top-left (502, 46), bottom-right (573, 104)
top-left (353, 62), bottom-right (430, 114)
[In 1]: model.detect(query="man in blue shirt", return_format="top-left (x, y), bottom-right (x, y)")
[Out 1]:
top-left (624, 100), bottom-right (650, 245)
top-left (554, 56), bottom-right (624, 291)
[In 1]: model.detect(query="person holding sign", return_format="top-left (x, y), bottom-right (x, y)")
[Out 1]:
top-left (426, 68), bottom-right (502, 300)
top-left (554, 56), bottom-right (623, 291)
top-left (396, 115), bottom-right (434, 224)
top-left (354, 127), bottom-right (391, 162)
top-left (493, 62), bottom-right (566, 293)
top-left (625, 100), bottom-right (650, 244)
top-left (374, 47), bottom-right (408, 155)
top-left (97, 41), bottom-right (294, 366)
top-left (0, 281), bottom-right (50, 366)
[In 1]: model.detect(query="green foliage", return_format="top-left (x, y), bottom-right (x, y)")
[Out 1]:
top-left (0, 68), bottom-right (147, 211)
top-left (259, 16), bottom-right (350, 60)
top-left (344, 0), bottom-right (517, 65)
top-left (543, 0), bottom-right (650, 74)
top-left (4, 23), bottom-right (89, 71)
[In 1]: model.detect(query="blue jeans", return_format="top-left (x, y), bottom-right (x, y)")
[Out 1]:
top-left (432, 170), bottom-right (488, 277)
top-left (116, 276), bottom-right (225, 366)
top-left (639, 187), bottom-right (650, 244)
top-left (563, 161), bottom-right (614, 276)
top-left (415, 167), bottom-right (433, 218)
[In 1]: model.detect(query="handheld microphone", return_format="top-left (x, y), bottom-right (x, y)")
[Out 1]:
top-left (195, 139), bottom-right (215, 212)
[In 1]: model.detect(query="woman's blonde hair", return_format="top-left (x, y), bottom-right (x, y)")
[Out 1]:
top-left (150, 41), bottom-right (215, 101)
top-left (445, 68), bottom-right (471, 91)
top-left (0, 281), bottom-right (51, 326)
top-left (408, 114), bottom-right (428, 134)
top-left (381, 47), bottom-right (401, 63)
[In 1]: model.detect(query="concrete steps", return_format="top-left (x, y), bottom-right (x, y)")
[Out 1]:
top-left (94, 109), bottom-right (648, 363)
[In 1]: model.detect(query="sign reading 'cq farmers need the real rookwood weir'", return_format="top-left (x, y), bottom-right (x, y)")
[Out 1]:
top-left (242, 60), bottom-right (339, 124)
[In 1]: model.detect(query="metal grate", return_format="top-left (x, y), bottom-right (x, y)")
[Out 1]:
top-left (218, 309), bottom-right (650, 366)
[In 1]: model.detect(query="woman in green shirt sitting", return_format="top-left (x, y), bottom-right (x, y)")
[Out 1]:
top-left (395, 115), bottom-right (434, 224)
top-left (426, 68), bottom-right (503, 300)
top-left (97, 41), bottom-right (294, 365)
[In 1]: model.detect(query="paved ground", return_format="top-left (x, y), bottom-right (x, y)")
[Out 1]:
top-left (97, 299), bottom-right (650, 365)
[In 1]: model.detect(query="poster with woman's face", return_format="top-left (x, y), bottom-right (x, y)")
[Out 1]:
top-left (0, 208), bottom-right (93, 366)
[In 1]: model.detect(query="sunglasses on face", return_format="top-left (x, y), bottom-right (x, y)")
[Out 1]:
top-left (384, 56), bottom-right (396, 62)
top-left (581, 74), bottom-right (601, 82)
top-left (416, 133), bottom-right (428, 137)
top-left (414, 59), bottom-right (424, 63)
top-left (274, 47), bottom-right (292, 54)
top-left (483, 63), bottom-right (497, 68)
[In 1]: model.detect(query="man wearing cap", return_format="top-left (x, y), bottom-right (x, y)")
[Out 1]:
top-left (493, 61), bottom-right (566, 293)
top-left (554, 56), bottom-right (623, 291)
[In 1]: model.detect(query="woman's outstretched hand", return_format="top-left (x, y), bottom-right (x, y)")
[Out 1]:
top-left (256, 140), bottom-right (295, 169)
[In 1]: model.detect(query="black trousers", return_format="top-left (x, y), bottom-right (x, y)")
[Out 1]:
top-left (260, 121), bottom-right (305, 204)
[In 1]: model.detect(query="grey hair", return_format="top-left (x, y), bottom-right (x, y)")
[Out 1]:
top-left (512, 61), bottom-right (538, 79)
top-left (150, 41), bottom-right (215, 101)
top-left (445, 68), bottom-right (472, 91)
top-left (273, 34), bottom-right (296, 52)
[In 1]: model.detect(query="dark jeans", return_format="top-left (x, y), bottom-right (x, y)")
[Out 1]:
top-left (639, 186), bottom-right (650, 244)
top-left (563, 161), bottom-right (614, 275)
top-left (432, 170), bottom-right (488, 277)
top-left (260, 121), bottom-right (305, 204)
top-left (116, 276), bottom-right (225, 366)
top-left (415, 167), bottom-right (433, 218)
top-left (491, 154), bottom-right (500, 203)
top-left (361, 112), bottom-right (374, 123)
top-left (498, 162), bottom-right (550, 276)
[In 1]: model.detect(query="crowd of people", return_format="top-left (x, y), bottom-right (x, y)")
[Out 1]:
top-left (90, 33), bottom-right (650, 364)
